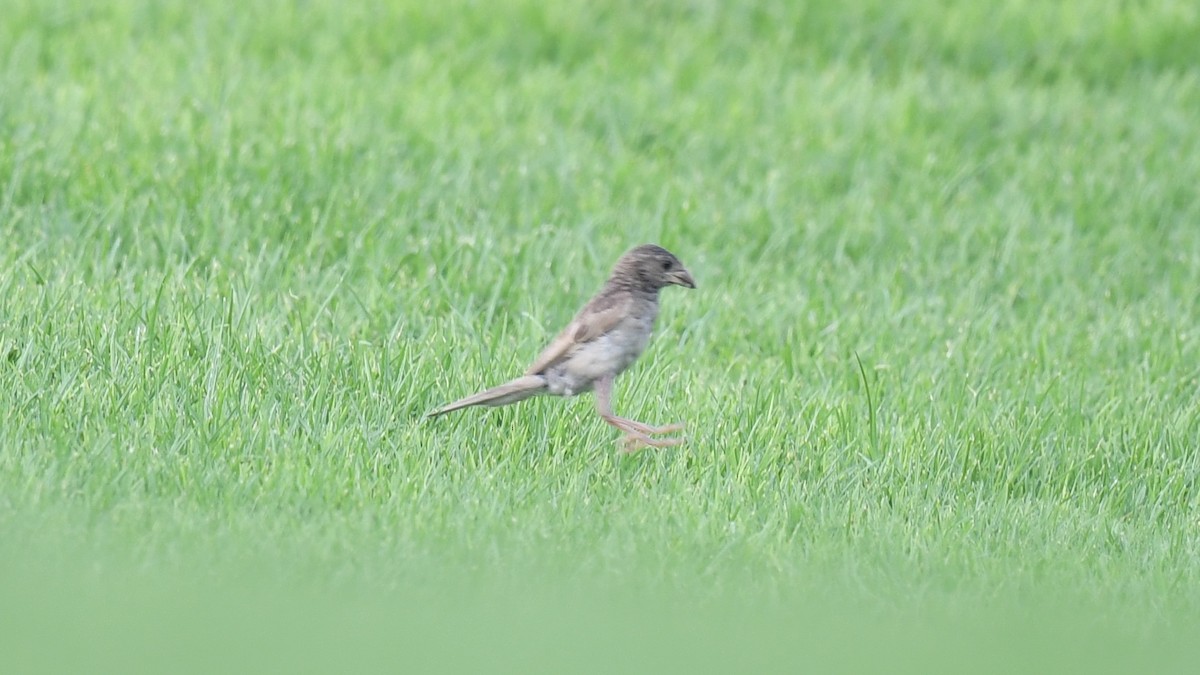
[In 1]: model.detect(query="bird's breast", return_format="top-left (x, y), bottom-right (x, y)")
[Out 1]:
top-left (544, 314), bottom-right (655, 396)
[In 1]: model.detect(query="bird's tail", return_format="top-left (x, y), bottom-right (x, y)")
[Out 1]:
top-left (426, 375), bottom-right (548, 418)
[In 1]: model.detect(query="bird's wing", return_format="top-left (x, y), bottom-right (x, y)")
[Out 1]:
top-left (524, 291), bottom-right (632, 376)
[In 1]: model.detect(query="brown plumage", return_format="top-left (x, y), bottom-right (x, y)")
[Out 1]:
top-left (427, 244), bottom-right (695, 451)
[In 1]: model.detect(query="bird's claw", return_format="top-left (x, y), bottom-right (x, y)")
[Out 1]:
top-left (600, 413), bottom-right (685, 453)
top-left (619, 429), bottom-right (686, 453)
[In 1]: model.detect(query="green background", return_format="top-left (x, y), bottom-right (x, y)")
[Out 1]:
top-left (3, 1), bottom-right (1199, 671)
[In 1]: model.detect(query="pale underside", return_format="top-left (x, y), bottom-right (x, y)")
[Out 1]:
top-left (526, 291), bottom-right (657, 397)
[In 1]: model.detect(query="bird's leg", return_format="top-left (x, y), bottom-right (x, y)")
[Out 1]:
top-left (608, 416), bottom-right (686, 436)
top-left (593, 376), bottom-right (685, 451)
top-left (593, 377), bottom-right (685, 434)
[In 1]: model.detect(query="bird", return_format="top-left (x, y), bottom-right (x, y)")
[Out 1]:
top-left (427, 244), bottom-right (696, 452)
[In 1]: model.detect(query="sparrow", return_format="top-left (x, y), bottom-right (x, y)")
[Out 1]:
top-left (427, 244), bottom-right (696, 452)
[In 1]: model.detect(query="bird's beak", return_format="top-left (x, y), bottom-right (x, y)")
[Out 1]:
top-left (670, 268), bottom-right (696, 289)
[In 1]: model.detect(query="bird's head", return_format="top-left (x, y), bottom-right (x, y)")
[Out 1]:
top-left (612, 244), bottom-right (696, 292)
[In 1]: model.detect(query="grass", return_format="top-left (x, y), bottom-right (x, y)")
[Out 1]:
top-left (3, 0), bottom-right (1200, 671)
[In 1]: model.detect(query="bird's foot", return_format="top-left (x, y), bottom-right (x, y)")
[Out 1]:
top-left (636, 421), bottom-right (686, 435)
top-left (601, 414), bottom-right (686, 452)
top-left (620, 431), bottom-right (685, 453)
top-left (605, 415), bottom-right (684, 436)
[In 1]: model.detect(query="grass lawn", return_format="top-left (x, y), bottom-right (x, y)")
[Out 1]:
top-left (3, 0), bottom-right (1200, 671)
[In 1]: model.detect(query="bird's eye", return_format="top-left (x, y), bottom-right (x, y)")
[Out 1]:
top-left (661, 259), bottom-right (672, 271)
